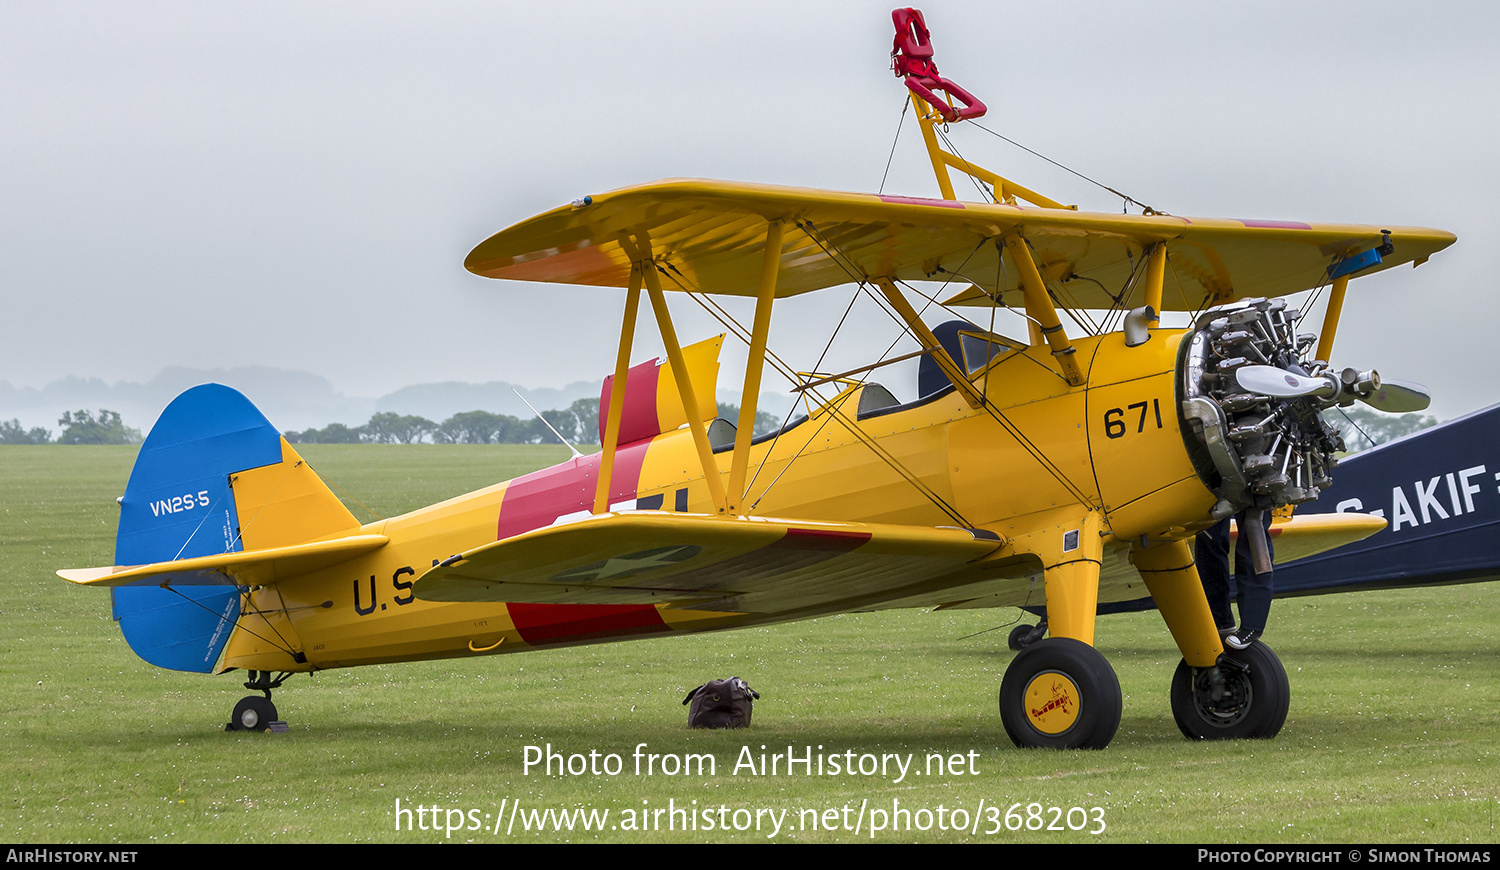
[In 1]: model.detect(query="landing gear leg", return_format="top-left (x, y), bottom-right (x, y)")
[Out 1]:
top-left (1128, 539), bottom-right (1290, 739)
top-left (1129, 539), bottom-right (1224, 668)
top-left (999, 510), bottom-right (1118, 748)
top-left (226, 670), bottom-right (290, 733)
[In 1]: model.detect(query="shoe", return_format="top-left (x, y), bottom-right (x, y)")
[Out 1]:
top-left (1225, 628), bottom-right (1260, 650)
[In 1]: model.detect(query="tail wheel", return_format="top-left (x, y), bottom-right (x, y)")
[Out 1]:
top-left (1171, 641), bottom-right (1289, 740)
top-left (228, 696), bottom-right (278, 732)
top-left (1007, 623), bottom-right (1041, 651)
top-left (1000, 638), bottom-right (1121, 750)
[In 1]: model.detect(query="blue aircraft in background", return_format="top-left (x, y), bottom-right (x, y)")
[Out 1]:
top-left (1274, 403), bottom-right (1500, 596)
top-left (1010, 403), bottom-right (1500, 649)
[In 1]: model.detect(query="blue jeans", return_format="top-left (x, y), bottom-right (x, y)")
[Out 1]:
top-left (1195, 511), bottom-right (1275, 634)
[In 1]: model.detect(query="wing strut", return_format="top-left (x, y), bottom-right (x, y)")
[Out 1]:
top-left (657, 261), bottom-right (978, 527)
top-left (1142, 243), bottom-right (1167, 329)
top-left (727, 220), bottom-right (784, 515)
top-left (642, 247), bottom-right (729, 513)
top-left (908, 91), bottom-right (1070, 209)
top-left (873, 278), bottom-right (984, 409)
top-left (599, 228), bottom-right (788, 518)
top-left (593, 262), bottom-right (644, 515)
top-left (1003, 235), bottom-right (1085, 385)
top-left (1314, 275), bottom-right (1350, 363)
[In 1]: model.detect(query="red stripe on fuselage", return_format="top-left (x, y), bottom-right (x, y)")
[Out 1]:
top-left (599, 357), bottom-right (662, 445)
top-left (495, 455), bottom-right (597, 540)
top-left (495, 441), bottom-right (652, 540)
top-left (495, 434), bottom-right (661, 645)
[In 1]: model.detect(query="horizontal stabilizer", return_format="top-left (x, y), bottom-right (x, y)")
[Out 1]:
top-left (59, 534), bottom-right (388, 588)
top-left (413, 512), bottom-right (1003, 613)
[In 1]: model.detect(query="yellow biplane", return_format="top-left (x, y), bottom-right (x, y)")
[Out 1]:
top-left (60, 9), bottom-right (1454, 748)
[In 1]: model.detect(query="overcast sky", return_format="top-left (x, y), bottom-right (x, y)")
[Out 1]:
top-left (3, 1), bottom-right (1495, 421)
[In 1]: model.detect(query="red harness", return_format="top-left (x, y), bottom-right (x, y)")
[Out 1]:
top-left (891, 7), bottom-right (987, 123)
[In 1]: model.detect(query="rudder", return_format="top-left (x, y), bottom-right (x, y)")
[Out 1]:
top-left (112, 384), bottom-right (358, 672)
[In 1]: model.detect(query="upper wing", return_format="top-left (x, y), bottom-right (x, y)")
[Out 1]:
top-left (465, 178), bottom-right (1455, 309)
top-left (411, 511), bottom-right (1003, 614)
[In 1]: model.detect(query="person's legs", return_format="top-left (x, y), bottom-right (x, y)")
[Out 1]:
top-left (1233, 509), bottom-right (1275, 636)
top-left (1195, 519), bottom-right (1236, 632)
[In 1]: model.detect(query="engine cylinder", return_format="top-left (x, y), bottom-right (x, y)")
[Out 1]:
top-left (1178, 298), bottom-right (1345, 518)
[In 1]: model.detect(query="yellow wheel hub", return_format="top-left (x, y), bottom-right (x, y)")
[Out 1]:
top-left (1022, 670), bottom-right (1081, 735)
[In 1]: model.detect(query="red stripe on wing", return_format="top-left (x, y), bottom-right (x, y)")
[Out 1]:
top-left (502, 527), bottom-right (871, 642)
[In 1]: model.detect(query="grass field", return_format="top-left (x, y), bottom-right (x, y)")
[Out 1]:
top-left (3, 444), bottom-right (1496, 843)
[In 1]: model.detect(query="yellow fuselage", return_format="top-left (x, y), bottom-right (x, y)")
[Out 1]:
top-left (223, 329), bottom-right (1214, 674)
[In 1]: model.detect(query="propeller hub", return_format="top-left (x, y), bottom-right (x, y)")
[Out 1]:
top-left (1341, 367), bottom-right (1380, 396)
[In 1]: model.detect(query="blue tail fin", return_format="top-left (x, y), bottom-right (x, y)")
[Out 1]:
top-left (112, 384), bottom-right (288, 673)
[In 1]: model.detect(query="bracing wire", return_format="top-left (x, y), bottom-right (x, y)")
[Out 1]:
top-left (935, 125), bottom-right (996, 203)
top-left (967, 120), bottom-right (1162, 215)
top-left (1331, 405), bottom-right (1378, 451)
top-left (879, 96), bottom-right (910, 196)
top-left (158, 584), bottom-right (303, 660)
top-left (659, 263), bottom-right (973, 526)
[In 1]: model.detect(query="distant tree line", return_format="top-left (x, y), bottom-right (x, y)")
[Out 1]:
top-left (286, 398), bottom-right (601, 445)
top-left (0, 403), bottom-right (1430, 451)
top-left (0, 410), bottom-right (143, 445)
top-left (1332, 406), bottom-right (1439, 451)
top-left (285, 400), bottom-right (781, 445)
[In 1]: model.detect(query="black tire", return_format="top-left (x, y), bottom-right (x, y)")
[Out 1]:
top-left (1008, 624), bottom-right (1036, 651)
top-left (999, 638), bottom-right (1121, 750)
top-left (1171, 640), bottom-right (1289, 740)
top-left (229, 696), bottom-right (278, 732)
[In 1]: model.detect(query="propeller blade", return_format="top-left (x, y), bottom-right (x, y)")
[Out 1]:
top-left (1361, 379), bottom-right (1431, 413)
top-left (1235, 365), bottom-right (1429, 413)
top-left (1235, 365), bottom-right (1338, 400)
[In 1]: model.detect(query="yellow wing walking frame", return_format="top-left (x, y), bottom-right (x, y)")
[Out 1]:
top-left (60, 8), bottom-right (1455, 747)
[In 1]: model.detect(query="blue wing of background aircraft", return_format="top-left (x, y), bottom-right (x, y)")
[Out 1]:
top-left (1273, 403), bottom-right (1500, 595)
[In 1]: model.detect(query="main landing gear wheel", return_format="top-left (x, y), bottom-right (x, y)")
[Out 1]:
top-left (228, 695), bottom-right (278, 732)
top-left (999, 638), bottom-right (1122, 750)
top-left (1171, 640), bottom-right (1290, 740)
